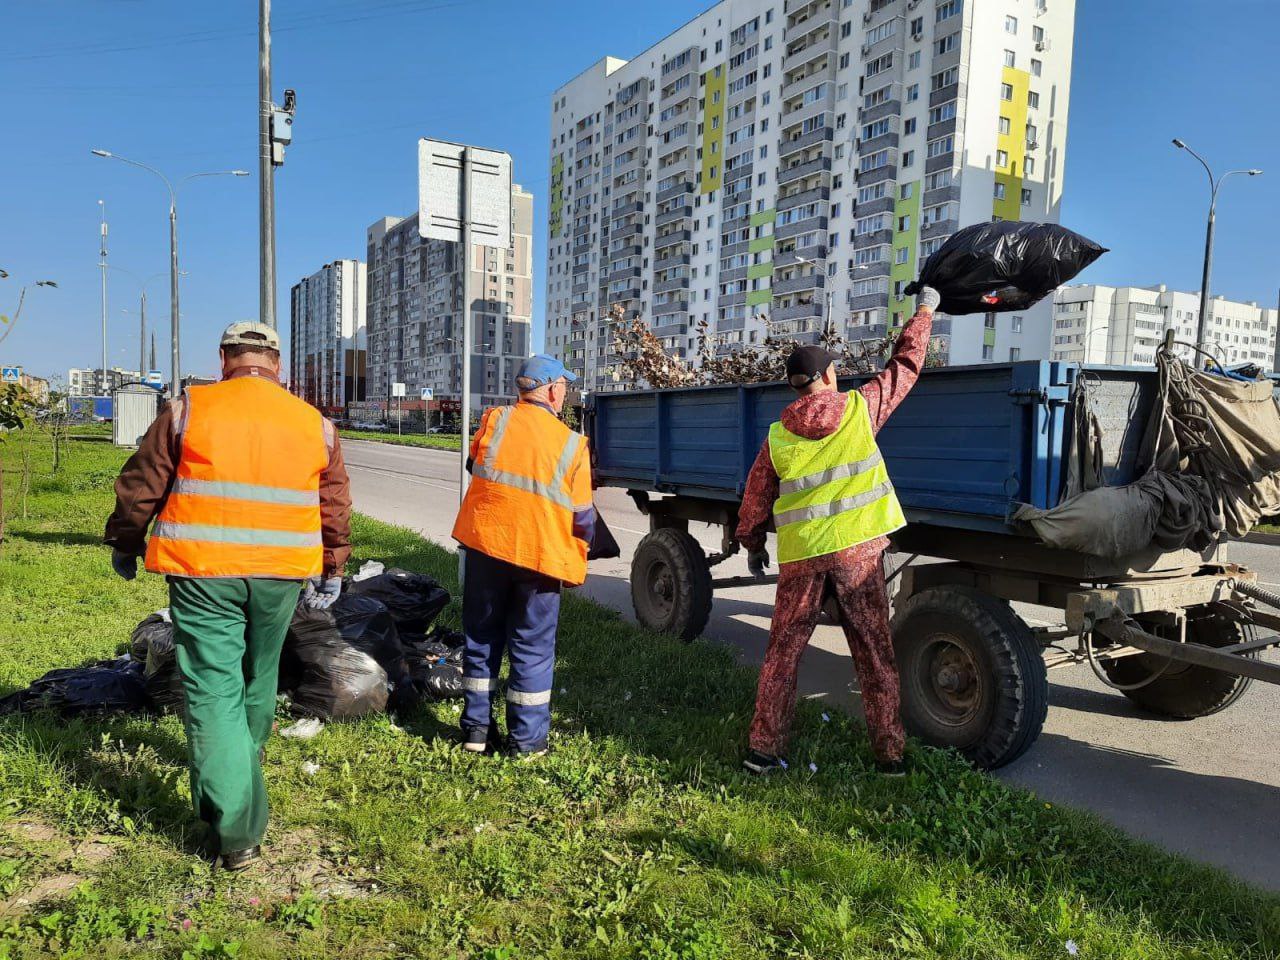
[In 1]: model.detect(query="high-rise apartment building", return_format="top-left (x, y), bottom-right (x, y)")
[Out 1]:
top-left (67, 366), bottom-right (142, 396)
top-left (365, 186), bottom-right (534, 411)
top-left (289, 259), bottom-right (367, 412)
top-left (1052, 284), bottom-right (1278, 368)
top-left (546, 0), bottom-right (1075, 391)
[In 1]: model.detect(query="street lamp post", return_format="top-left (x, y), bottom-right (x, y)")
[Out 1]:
top-left (98, 200), bottom-right (108, 382)
top-left (91, 150), bottom-right (248, 396)
top-left (108, 268), bottom-right (171, 383)
top-left (1171, 139), bottom-right (1262, 351)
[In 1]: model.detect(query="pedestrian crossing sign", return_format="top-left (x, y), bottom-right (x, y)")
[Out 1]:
top-left (1, 366), bottom-right (20, 383)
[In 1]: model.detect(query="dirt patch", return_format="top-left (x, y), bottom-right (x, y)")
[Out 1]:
top-left (6, 819), bottom-right (61, 845)
top-left (236, 827), bottom-right (377, 901)
top-left (0, 819), bottom-right (118, 915)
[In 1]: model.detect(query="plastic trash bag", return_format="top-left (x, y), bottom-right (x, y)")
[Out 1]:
top-left (906, 221), bottom-right (1107, 315)
top-left (0, 658), bottom-right (148, 717)
top-left (131, 611), bottom-right (186, 714)
top-left (345, 569), bottom-right (450, 642)
top-left (419, 662), bottom-right (464, 700)
top-left (282, 594), bottom-right (405, 719)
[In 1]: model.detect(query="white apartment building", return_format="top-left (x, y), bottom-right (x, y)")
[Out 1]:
top-left (289, 259), bottom-right (367, 412)
top-left (546, 0), bottom-right (1075, 392)
top-left (365, 186), bottom-right (534, 412)
top-left (1051, 284), bottom-right (1278, 369)
top-left (67, 367), bottom-right (142, 397)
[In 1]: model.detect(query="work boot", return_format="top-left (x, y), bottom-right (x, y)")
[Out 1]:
top-left (462, 723), bottom-right (503, 755)
top-left (219, 845), bottom-right (262, 872)
top-left (503, 741), bottom-right (548, 761)
top-left (875, 758), bottom-right (906, 778)
top-left (742, 749), bottom-right (788, 775)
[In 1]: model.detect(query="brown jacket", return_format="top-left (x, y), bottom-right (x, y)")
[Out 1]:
top-left (104, 368), bottom-right (353, 576)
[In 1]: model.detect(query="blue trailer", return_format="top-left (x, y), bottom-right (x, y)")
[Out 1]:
top-left (586, 360), bottom-right (1280, 767)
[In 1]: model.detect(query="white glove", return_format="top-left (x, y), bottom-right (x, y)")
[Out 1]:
top-left (303, 576), bottom-right (343, 610)
top-left (917, 286), bottom-right (941, 312)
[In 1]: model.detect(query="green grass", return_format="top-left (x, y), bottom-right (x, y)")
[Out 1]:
top-left (1, 438), bottom-right (1280, 958)
top-left (340, 429), bottom-right (462, 452)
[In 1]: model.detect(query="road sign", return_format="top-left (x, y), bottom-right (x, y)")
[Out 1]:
top-left (1, 366), bottom-right (20, 383)
top-left (418, 139), bottom-right (512, 249)
top-left (145, 370), bottom-right (163, 386)
top-left (420, 387), bottom-right (434, 402)
top-left (391, 382), bottom-right (407, 398)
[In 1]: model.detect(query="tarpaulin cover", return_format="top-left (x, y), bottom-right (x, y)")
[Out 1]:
top-left (905, 221), bottom-right (1107, 315)
top-left (283, 594), bottom-right (402, 719)
top-left (0, 658), bottom-right (148, 717)
top-left (345, 569), bottom-right (450, 641)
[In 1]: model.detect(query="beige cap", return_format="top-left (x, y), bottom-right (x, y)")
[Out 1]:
top-left (220, 321), bottom-right (280, 351)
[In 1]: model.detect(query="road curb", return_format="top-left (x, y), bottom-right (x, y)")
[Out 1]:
top-left (1242, 531), bottom-right (1280, 547)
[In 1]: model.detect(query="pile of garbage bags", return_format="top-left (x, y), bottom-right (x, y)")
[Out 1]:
top-left (0, 565), bottom-right (463, 721)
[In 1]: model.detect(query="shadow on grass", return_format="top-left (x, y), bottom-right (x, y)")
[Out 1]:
top-left (349, 520), bottom-right (1280, 955)
top-left (6, 530), bottom-right (106, 547)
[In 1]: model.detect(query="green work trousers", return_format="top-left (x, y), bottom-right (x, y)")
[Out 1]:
top-left (169, 576), bottom-right (302, 854)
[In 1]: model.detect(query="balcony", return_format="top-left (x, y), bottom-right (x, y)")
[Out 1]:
top-left (612, 221), bottom-right (643, 241)
top-left (610, 200), bottom-right (644, 217)
top-left (926, 117), bottom-right (957, 142)
top-left (770, 301), bottom-right (823, 324)
top-left (777, 155), bottom-right (832, 186)
top-left (921, 219), bottom-right (958, 240)
top-left (572, 239), bottom-right (593, 256)
top-left (655, 229), bottom-right (692, 249)
top-left (782, 94), bottom-right (834, 130)
top-left (653, 275), bottom-right (691, 295)
top-left (847, 291), bottom-right (889, 312)
top-left (923, 183), bottom-right (961, 207)
top-left (930, 83), bottom-right (961, 109)
top-left (773, 245), bottom-right (826, 268)
top-left (653, 252), bottom-right (691, 271)
top-left (855, 195), bottom-right (895, 217)
top-left (655, 205), bottom-right (693, 228)
top-left (775, 215), bottom-right (829, 242)
top-left (857, 162), bottom-right (898, 186)
top-left (924, 151), bottom-right (956, 174)
top-left (773, 272), bottom-right (825, 296)
top-left (853, 227), bottom-right (893, 248)
top-left (607, 264), bottom-right (642, 283)
top-left (777, 185), bottom-right (831, 212)
top-left (656, 180), bottom-right (695, 204)
top-left (653, 299), bottom-right (690, 317)
top-left (781, 31), bottom-right (837, 74)
top-left (779, 126), bottom-right (833, 157)
top-left (858, 131), bottom-right (900, 154)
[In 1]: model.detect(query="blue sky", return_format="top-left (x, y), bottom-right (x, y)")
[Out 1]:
top-left (2, 0), bottom-right (1276, 382)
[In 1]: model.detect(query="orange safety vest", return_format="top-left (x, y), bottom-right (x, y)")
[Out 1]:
top-left (452, 401), bottom-right (593, 585)
top-left (145, 376), bottom-right (331, 579)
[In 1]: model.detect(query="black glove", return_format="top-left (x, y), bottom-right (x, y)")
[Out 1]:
top-left (747, 549), bottom-right (771, 580)
top-left (111, 549), bottom-right (138, 581)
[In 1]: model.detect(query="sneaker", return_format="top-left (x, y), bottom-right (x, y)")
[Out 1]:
top-left (875, 759), bottom-right (906, 778)
top-left (218, 845), bottom-right (262, 872)
top-left (462, 724), bottom-right (502, 755)
top-left (742, 749), bottom-right (788, 775)
top-left (503, 742), bottom-right (548, 761)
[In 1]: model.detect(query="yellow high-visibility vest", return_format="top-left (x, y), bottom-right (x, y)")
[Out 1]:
top-left (767, 390), bottom-right (905, 563)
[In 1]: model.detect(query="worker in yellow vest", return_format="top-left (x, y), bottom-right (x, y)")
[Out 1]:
top-left (736, 287), bottom-right (939, 776)
top-left (105, 322), bottom-right (352, 870)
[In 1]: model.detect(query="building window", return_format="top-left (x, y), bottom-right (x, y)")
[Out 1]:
top-left (895, 247), bottom-right (909, 264)
top-left (904, 117), bottom-right (917, 134)
top-left (902, 149), bottom-right (915, 167)
top-left (900, 183), bottom-right (913, 200)
top-left (909, 50), bottom-right (921, 69)
top-left (936, 0), bottom-right (961, 22)
top-left (935, 33), bottom-right (958, 56)
top-left (998, 116), bottom-right (1011, 135)
top-left (993, 182), bottom-right (1006, 201)
top-left (1001, 83), bottom-right (1014, 101)
top-left (1028, 90), bottom-right (1040, 109)
top-left (983, 344), bottom-right (995, 360)
top-left (1012, 316), bottom-right (1023, 333)
top-left (984, 313), bottom-right (997, 329)
top-left (1009, 347), bottom-right (1021, 360)
top-left (1025, 156), bottom-right (1036, 176)
top-left (907, 83), bottom-right (920, 102)
top-left (1021, 188), bottom-right (1033, 205)
top-left (996, 149), bottom-right (1009, 167)
top-left (1005, 15), bottom-right (1018, 33)
top-left (1004, 49), bottom-right (1015, 67)
top-left (1033, 25), bottom-right (1045, 43)
top-left (898, 215), bottom-right (911, 231)
top-left (1031, 58), bottom-right (1043, 77)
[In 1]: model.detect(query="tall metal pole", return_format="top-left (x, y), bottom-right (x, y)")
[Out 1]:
top-left (99, 201), bottom-right (108, 389)
top-left (459, 148), bottom-right (473, 503)
top-left (139, 291), bottom-right (146, 378)
top-left (169, 201), bottom-right (181, 396)
top-left (1196, 196), bottom-right (1216, 352)
top-left (259, 0), bottom-right (277, 329)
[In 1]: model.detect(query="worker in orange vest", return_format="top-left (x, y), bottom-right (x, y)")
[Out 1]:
top-left (105, 322), bottom-right (352, 870)
top-left (452, 355), bottom-right (595, 758)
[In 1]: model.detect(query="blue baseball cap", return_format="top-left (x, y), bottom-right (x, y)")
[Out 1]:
top-left (515, 354), bottom-right (578, 390)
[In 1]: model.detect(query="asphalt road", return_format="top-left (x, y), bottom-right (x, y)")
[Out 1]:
top-left (345, 438), bottom-right (1280, 891)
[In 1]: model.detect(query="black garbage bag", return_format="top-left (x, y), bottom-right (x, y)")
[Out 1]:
top-left (282, 594), bottom-right (407, 719)
top-left (414, 624), bottom-right (464, 665)
top-left (345, 569), bottom-right (450, 641)
top-left (420, 662), bottom-right (464, 700)
top-left (905, 221), bottom-right (1107, 315)
top-left (131, 612), bottom-right (186, 715)
top-left (0, 658), bottom-right (148, 717)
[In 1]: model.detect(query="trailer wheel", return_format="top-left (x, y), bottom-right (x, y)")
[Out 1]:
top-left (892, 586), bottom-right (1048, 769)
top-left (1100, 610), bottom-right (1256, 719)
top-left (631, 528), bottom-right (713, 642)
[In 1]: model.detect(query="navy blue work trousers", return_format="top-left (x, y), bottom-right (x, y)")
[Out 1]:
top-left (460, 549), bottom-right (562, 751)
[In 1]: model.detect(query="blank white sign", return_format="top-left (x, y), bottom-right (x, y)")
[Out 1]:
top-left (418, 138), bottom-right (512, 250)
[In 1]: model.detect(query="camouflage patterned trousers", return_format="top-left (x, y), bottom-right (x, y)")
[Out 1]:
top-left (748, 550), bottom-right (905, 762)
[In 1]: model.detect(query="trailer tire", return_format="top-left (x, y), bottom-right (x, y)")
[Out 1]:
top-left (1101, 610), bottom-right (1255, 719)
top-left (631, 528), bottom-right (713, 642)
top-left (892, 586), bottom-right (1048, 769)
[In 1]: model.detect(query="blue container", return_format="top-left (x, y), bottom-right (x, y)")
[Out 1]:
top-left (587, 361), bottom-right (1161, 534)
